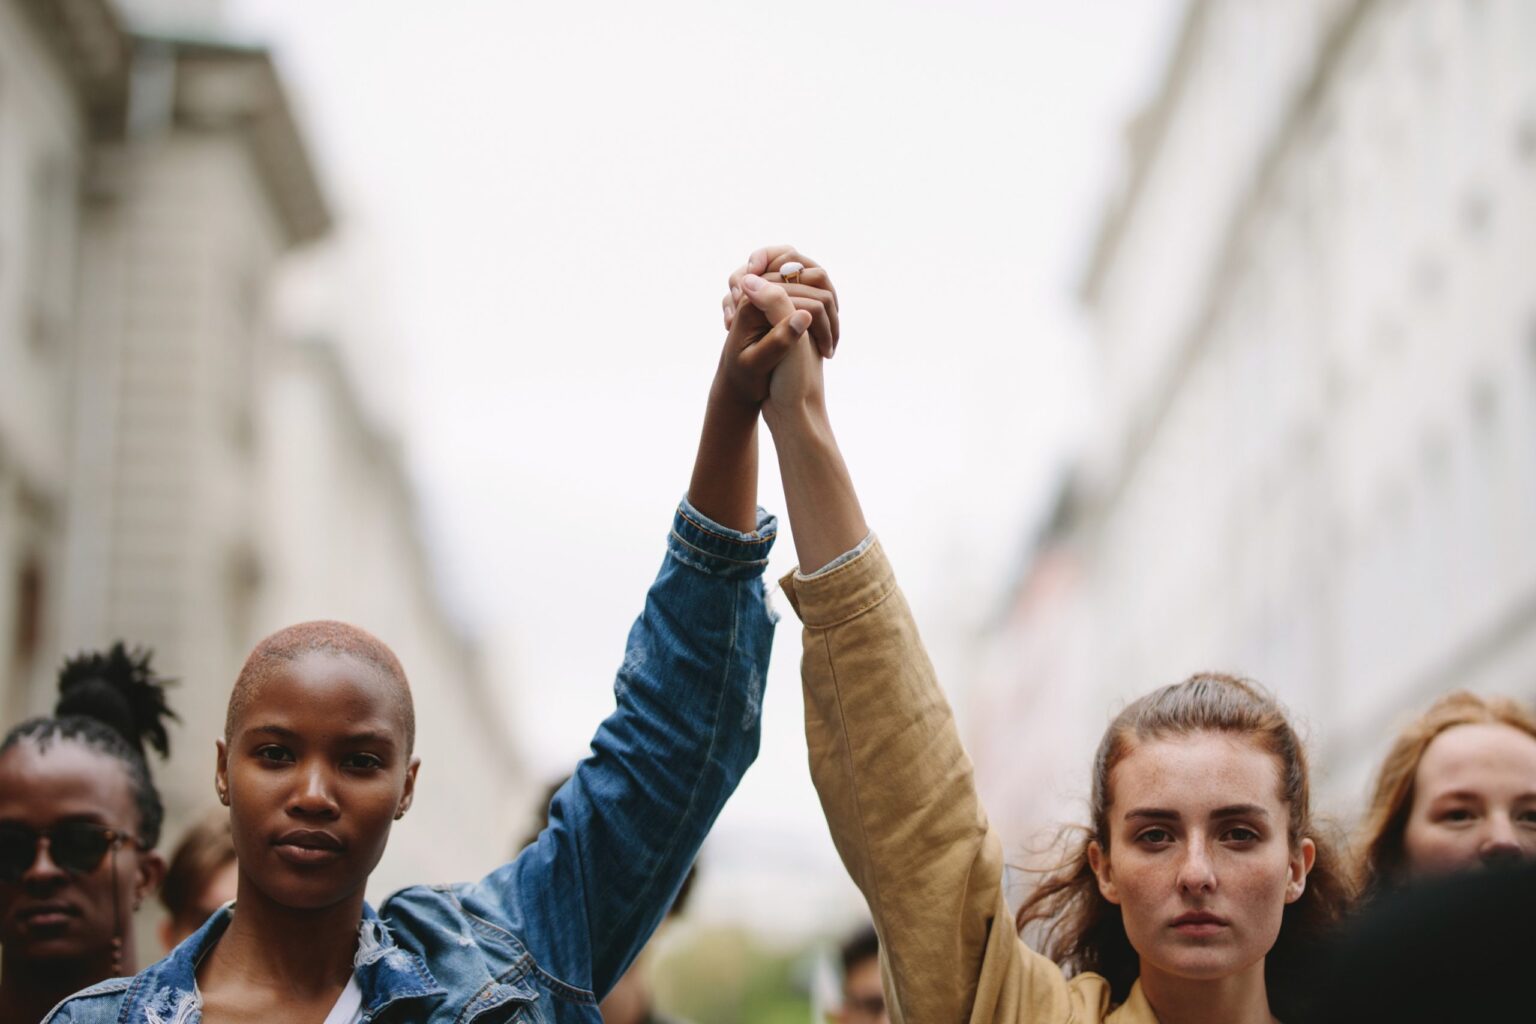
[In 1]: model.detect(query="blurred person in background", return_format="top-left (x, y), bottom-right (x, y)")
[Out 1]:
top-left (44, 257), bottom-right (834, 1023)
top-left (158, 809), bottom-right (238, 952)
top-left (0, 645), bottom-right (175, 1023)
top-left (826, 925), bottom-right (887, 1024)
top-left (1316, 858), bottom-right (1534, 1021)
top-left (1355, 690), bottom-right (1536, 900)
top-left (727, 246), bottom-right (1352, 1024)
top-left (593, 868), bottom-right (695, 1024)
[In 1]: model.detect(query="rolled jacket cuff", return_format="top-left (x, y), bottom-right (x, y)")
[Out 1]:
top-left (796, 532), bottom-right (875, 579)
top-left (669, 496), bottom-right (778, 579)
top-left (779, 534), bottom-right (897, 629)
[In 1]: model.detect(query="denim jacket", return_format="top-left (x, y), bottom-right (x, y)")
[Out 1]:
top-left (45, 500), bottom-right (777, 1024)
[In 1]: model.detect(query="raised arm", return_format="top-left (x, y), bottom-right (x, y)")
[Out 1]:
top-left (688, 246), bottom-right (821, 530)
top-left (440, 257), bottom-right (829, 1007)
top-left (759, 266), bottom-right (1092, 1023)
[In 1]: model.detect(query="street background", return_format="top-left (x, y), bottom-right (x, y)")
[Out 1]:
top-left (4, 2), bottom-right (1533, 1020)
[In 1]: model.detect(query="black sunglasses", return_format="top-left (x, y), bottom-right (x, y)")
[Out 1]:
top-left (0, 823), bottom-right (139, 883)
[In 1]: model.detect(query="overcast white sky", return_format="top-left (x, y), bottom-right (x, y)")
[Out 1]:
top-left (221, 0), bottom-right (1179, 937)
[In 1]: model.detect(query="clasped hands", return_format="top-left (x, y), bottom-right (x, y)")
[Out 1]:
top-left (712, 244), bottom-right (839, 433)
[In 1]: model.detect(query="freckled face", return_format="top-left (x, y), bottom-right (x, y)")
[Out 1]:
top-left (1089, 733), bottom-right (1313, 987)
top-left (218, 651), bottom-right (418, 911)
top-left (1402, 723), bottom-right (1536, 878)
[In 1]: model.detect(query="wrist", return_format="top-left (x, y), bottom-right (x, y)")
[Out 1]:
top-left (708, 376), bottom-right (762, 426)
top-left (762, 394), bottom-right (830, 438)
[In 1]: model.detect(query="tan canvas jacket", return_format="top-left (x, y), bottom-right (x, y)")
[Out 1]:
top-left (782, 539), bottom-right (1160, 1024)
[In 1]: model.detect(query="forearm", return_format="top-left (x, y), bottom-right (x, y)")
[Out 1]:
top-left (687, 382), bottom-right (760, 534)
top-left (782, 545), bottom-right (1003, 1024)
top-left (580, 505), bottom-right (773, 989)
top-left (764, 399), bottom-right (869, 573)
top-left (478, 503), bottom-right (775, 997)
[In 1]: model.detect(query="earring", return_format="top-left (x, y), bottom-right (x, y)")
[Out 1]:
top-left (111, 935), bottom-right (124, 976)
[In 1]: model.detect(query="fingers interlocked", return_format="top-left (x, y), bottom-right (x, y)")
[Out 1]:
top-left (721, 245), bottom-right (840, 357)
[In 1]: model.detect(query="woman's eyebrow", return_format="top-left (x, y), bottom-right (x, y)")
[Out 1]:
top-left (247, 724), bottom-right (299, 740)
top-left (247, 724), bottom-right (397, 748)
top-left (1209, 804), bottom-right (1269, 820)
top-left (338, 731), bottom-right (397, 748)
top-left (1123, 805), bottom-right (1271, 822)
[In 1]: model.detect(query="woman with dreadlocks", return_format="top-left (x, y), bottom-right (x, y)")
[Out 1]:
top-left (0, 643), bottom-right (176, 1023)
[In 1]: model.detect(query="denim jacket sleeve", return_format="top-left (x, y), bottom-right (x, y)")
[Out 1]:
top-left (457, 498), bottom-right (776, 1001)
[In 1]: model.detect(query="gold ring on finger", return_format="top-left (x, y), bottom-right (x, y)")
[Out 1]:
top-left (781, 261), bottom-right (804, 285)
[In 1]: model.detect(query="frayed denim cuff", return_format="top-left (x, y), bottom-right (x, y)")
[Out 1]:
top-left (668, 496), bottom-right (778, 580)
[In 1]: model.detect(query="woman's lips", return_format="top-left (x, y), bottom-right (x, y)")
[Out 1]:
top-left (1170, 911), bottom-right (1229, 936)
top-left (273, 829), bottom-right (344, 866)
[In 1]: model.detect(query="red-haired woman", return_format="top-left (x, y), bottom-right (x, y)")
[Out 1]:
top-left (1356, 691), bottom-right (1536, 898)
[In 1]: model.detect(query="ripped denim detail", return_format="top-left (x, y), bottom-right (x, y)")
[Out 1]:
top-left (144, 989), bottom-right (198, 1024)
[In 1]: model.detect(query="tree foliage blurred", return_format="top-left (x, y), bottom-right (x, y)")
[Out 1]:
top-left (652, 925), bottom-right (814, 1024)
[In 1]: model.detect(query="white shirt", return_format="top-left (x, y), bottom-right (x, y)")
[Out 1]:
top-left (321, 975), bottom-right (364, 1024)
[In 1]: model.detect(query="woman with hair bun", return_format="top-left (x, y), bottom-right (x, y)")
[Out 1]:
top-left (0, 643), bottom-right (176, 1023)
top-left (1356, 690), bottom-right (1536, 898)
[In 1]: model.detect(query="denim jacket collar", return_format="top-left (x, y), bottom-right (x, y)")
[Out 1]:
top-left (118, 902), bottom-right (448, 1022)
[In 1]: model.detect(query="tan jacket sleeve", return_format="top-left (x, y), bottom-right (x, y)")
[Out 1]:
top-left (781, 540), bottom-right (1115, 1024)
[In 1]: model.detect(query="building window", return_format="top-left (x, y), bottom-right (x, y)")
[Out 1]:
top-left (11, 557), bottom-right (43, 679)
top-left (1469, 375), bottom-right (1501, 504)
top-left (1470, 376), bottom-right (1498, 431)
top-left (1459, 186), bottom-right (1490, 238)
top-left (26, 153), bottom-right (76, 354)
top-left (1517, 108), bottom-right (1536, 164)
top-left (224, 264), bottom-right (261, 454)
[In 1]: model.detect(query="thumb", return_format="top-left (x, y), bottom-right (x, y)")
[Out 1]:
top-left (739, 309), bottom-right (812, 377)
top-left (740, 274), bottom-right (796, 325)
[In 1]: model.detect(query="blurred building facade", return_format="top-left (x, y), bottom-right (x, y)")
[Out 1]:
top-left (967, 0), bottom-right (1536, 865)
top-left (258, 337), bottom-right (521, 894)
top-left (0, 0), bottom-right (523, 910)
top-left (0, 0), bottom-right (114, 726)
